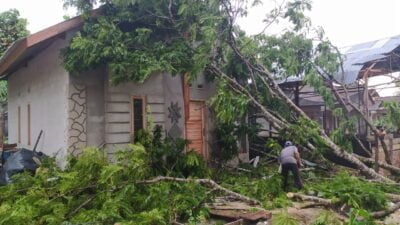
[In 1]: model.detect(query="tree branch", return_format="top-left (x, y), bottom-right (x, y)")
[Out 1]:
top-left (137, 176), bottom-right (261, 205)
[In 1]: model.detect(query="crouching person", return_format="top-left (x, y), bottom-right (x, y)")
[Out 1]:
top-left (279, 141), bottom-right (304, 191)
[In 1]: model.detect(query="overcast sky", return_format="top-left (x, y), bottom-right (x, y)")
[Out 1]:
top-left (2, 0), bottom-right (400, 47)
top-left (1, 0), bottom-right (400, 95)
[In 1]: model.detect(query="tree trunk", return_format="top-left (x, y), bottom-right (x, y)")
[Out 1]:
top-left (209, 63), bottom-right (394, 183)
top-left (356, 155), bottom-right (400, 174)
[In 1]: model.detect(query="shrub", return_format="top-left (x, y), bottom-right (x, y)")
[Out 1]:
top-left (0, 145), bottom-right (211, 224)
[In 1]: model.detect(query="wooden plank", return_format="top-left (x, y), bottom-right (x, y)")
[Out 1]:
top-left (106, 102), bottom-right (130, 113)
top-left (106, 133), bottom-right (131, 144)
top-left (186, 101), bottom-right (205, 157)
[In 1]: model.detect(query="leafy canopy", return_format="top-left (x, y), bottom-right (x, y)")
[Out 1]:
top-left (0, 9), bottom-right (29, 103)
top-left (0, 9), bottom-right (29, 56)
top-left (62, 0), bottom-right (224, 84)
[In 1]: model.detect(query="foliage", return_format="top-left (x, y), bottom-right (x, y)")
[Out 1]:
top-left (0, 146), bottom-right (211, 224)
top-left (217, 166), bottom-right (291, 209)
top-left (280, 117), bottom-right (325, 149)
top-left (210, 80), bottom-right (250, 124)
top-left (265, 138), bottom-right (282, 156)
top-left (0, 9), bottom-right (29, 56)
top-left (134, 125), bottom-right (210, 178)
top-left (212, 119), bottom-right (257, 164)
top-left (0, 9), bottom-right (29, 103)
top-left (212, 121), bottom-right (240, 164)
top-left (0, 81), bottom-right (7, 104)
top-left (329, 116), bottom-right (358, 152)
top-left (376, 101), bottom-right (400, 132)
top-left (311, 210), bottom-right (342, 225)
top-left (308, 172), bottom-right (387, 212)
top-left (62, 0), bottom-right (223, 84)
top-left (346, 209), bottom-right (376, 225)
top-left (272, 210), bottom-right (300, 225)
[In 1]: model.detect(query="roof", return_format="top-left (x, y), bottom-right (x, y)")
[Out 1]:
top-left (0, 9), bottom-right (100, 79)
top-left (336, 35), bottom-right (400, 84)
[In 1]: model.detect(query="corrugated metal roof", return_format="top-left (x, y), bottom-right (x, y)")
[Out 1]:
top-left (336, 36), bottom-right (400, 84)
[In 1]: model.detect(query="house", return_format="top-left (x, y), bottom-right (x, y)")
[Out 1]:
top-left (275, 36), bottom-right (400, 170)
top-left (0, 15), bottom-right (249, 165)
top-left (279, 81), bottom-right (379, 137)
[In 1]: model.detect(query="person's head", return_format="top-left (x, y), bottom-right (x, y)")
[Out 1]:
top-left (284, 141), bottom-right (293, 147)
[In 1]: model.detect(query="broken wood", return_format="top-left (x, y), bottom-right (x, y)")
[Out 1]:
top-left (287, 192), bottom-right (333, 206)
top-left (356, 155), bottom-right (400, 174)
top-left (137, 176), bottom-right (261, 205)
top-left (224, 219), bottom-right (244, 225)
top-left (371, 201), bottom-right (400, 218)
top-left (210, 209), bottom-right (271, 221)
top-left (386, 193), bottom-right (400, 202)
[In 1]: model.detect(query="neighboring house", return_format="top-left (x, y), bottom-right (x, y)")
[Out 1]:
top-left (279, 82), bottom-right (379, 138)
top-left (0, 15), bottom-right (249, 164)
top-left (370, 96), bottom-right (400, 122)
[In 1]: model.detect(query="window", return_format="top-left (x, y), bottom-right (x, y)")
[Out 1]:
top-left (27, 104), bottom-right (31, 145)
top-left (132, 97), bottom-right (145, 135)
top-left (18, 106), bottom-right (21, 143)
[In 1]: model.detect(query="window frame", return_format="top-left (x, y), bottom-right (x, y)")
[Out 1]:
top-left (18, 106), bottom-right (21, 143)
top-left (27, 104), bottom-right (31, 145)
top-left (131, 96), bottom-right (146, 136)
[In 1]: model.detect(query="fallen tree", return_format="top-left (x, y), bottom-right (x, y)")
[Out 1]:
top-left (59, 0), bottom-right (400, 182)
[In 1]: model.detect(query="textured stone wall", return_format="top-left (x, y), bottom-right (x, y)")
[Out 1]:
top-left (67, 82), bottom-right (87, 155)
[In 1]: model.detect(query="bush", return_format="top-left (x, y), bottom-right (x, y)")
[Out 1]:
top-left (135, 125), bottom-right (210, 177)
top-left (0, 143), bottom-right (212, 224)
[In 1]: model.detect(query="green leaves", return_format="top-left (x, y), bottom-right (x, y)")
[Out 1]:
top-left (0, 9), bottom-right (28, 104)
top-left (211, 80), bottom-right (250, 124)
top-left (379, 101), bottom-right (400, 132)
top-left (309, 172), bottom-right (388, 212)
top-left (0, 142), bottom-right (211, 224)
top-left (62, 0), bottom-right (222, 84)
top-left (0, 9), bottom-right (29, 57)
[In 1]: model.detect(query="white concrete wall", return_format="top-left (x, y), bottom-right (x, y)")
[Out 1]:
top-left (8, 38), bottom-right (70, 163)
top-left (104, 73), bottom-right (169, 154)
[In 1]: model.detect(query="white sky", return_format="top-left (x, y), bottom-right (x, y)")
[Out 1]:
top-left (1, 0), bottom-right (400, 95)
top-left (1, 0), bottom-right (400, 47)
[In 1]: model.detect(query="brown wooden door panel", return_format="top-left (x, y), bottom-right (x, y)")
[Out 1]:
top-left (186, 101), bottom-right (206, 157)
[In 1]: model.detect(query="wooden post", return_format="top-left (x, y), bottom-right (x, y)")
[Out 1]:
top-left (0, 112), bottom-right (4, 166)
top-left (294, 82), bottom-right (299, 106)
top-left (374, 135), bottom-right (380, 173)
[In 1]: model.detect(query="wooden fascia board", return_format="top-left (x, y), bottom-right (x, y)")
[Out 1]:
top-left (26, 16), bottom-right (84, 47)
top-left (0, 40), bottom-right (28, 77)
top-left (0, 15), bottom-right (86, 78)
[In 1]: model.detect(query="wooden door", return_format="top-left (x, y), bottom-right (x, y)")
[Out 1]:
top-left (186, 101), bottom-right (206, 157)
